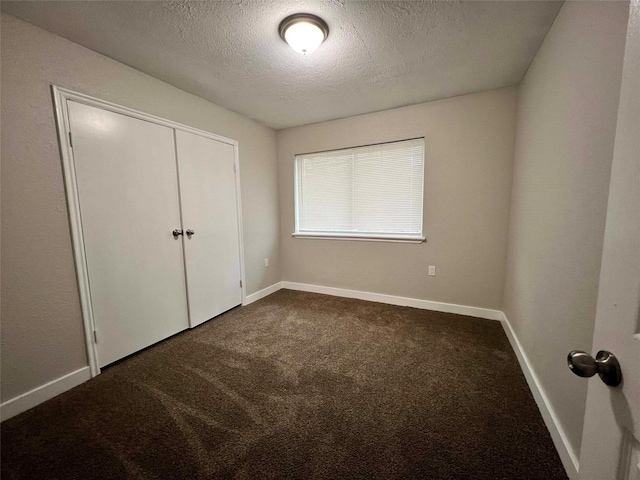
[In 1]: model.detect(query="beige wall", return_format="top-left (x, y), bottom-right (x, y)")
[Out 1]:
top-left (0, 14), bottom-right (280, 402)
top-left (277, 88), bottom-right (517, 309)
top-left (503, 1), bottom-right (628, 461)
top-left (2, 7), bottom-right (630, 467)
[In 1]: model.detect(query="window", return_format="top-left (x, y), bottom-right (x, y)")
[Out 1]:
top-left (294, 138), bottom-right (425, 243)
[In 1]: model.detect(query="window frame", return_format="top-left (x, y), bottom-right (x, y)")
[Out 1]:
top-left (292, 138), bottom-right (426, 244)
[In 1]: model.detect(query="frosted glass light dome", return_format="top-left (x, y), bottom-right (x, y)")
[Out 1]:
top-left (279, 14), bottom-right (329, 55)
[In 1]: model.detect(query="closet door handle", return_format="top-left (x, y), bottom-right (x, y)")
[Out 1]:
top-left (172, 229), bottom-right (183, 237)
top-left (186, 229), bottom-right (195, 237)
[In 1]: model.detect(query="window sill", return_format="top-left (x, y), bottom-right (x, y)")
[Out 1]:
top-left (292, 232), bottom-right (426, 244)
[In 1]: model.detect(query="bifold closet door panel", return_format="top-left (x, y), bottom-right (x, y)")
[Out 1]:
top-left (68, 101), bottom-right (189, 367)
top-left (175, 130), bottom-right (242, 327)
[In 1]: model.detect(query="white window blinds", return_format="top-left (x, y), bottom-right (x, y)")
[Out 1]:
top-left (295, 138), bottom-right (425, 240)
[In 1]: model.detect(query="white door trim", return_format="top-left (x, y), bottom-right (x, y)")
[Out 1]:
top-left (51, 85), bottom-right (247, 378)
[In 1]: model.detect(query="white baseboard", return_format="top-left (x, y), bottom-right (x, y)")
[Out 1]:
top-left (0, 285), bottom-right (576, 480)
top-left (1, 366), bottom-right (91, 422)
top-left (280, 281), bottom-right (504, 321)
top-left (243, 282), bottom-right (284, 305)
top-left (252, 282), bottom-right (575, 478)
top-left (500, 313), bottom-right (579, 479)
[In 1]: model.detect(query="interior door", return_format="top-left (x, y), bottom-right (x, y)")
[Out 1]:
top-left (175, 130), bottom-right (242, 327)
top-left (68, 101), bottom-right (189, 367)
top-left (575, 3), bottom-right (640, 478)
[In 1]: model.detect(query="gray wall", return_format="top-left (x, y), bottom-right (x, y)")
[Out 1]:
top-left (503, 1), bottom-right (628, 461)
top-left (277, 88), bottom-right (517, 310)
top-left (0, 14), bottom-right (280, 402)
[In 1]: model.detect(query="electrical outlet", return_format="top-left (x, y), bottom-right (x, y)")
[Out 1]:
top-left (428, 265), bottom-right (436, 276)
top-left (264, 257), bottom-right (269, 267)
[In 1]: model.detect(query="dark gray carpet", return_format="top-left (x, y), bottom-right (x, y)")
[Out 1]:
top-left (1, 289), bottom-right (567, 479)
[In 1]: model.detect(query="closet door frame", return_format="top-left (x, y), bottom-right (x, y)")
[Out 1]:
top-left (52, 85), bottom-right (247, 377)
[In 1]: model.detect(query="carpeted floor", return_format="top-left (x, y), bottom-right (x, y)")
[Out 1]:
top-left (1, 290), bottom-right (567, 479)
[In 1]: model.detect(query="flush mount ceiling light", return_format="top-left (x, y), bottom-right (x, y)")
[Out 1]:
top-left (279, 13), bottom-right (329, 55)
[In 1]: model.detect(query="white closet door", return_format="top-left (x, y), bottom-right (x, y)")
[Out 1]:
top-left (68, 101), bottom-right (189, 367)
top-left (175, 130), bottom-right (242, 327)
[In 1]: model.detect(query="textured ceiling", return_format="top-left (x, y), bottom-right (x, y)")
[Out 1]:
top-left (2, 1), bottom-right (562, 130)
